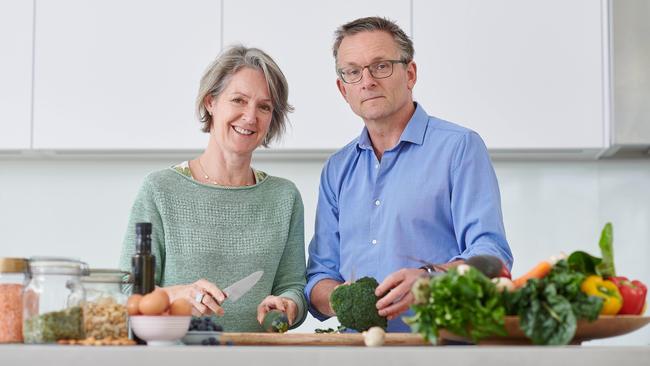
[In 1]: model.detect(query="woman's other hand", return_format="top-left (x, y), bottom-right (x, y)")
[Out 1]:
top-left (256, 296), bottom-right (297, 326)
top-left (163, 279), bottom-right (226, 316)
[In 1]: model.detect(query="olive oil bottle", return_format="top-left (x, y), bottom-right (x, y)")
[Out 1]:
top-left (132, 222), bottom-right (155, 295)
top-left (130, 222), bottom-right (155, 345)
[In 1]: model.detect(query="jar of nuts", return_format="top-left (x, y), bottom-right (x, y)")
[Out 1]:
top-left (80, 269), bottom-right (130, 340)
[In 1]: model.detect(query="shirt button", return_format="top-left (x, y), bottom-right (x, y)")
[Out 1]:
top-left (371, 239), bottom-right (377, 245)
top-left (375, 164), bottom-right (379, 169)
top-left (374, 200), bottom-right (381, 206)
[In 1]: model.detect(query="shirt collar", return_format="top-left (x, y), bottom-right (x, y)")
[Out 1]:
top-left (356, 102), bottom-right (429, 151)
top-left (398, 102), bottom-right (429, 146)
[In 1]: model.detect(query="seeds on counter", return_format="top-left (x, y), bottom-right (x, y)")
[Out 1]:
top-left (82, 297), bottom-right (128, 340)
top-left (57, 336), bottom-right (136, 346)
top-left (0, 284), bottom-right (23, 343)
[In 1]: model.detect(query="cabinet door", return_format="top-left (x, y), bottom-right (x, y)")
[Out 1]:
top-left (33, 0), bottom-right (220, 150)
top-left (413, 0), bottom-right (606, 150)
top-left (223, 0), bottom-right (410, 150)
top-left (0, 0), bottom-right (33, 150)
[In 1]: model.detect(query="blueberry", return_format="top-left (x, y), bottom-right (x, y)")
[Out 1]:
top-left (201, 339), bottom-right (209, 346)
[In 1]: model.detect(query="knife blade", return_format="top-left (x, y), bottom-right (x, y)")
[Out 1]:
top-left (222, 270), bottom-right (264, 303)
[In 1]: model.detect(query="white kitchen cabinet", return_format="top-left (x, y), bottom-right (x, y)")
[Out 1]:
top-left (222, 0), bottom-right (410, 151)
top-left (0, 0), bottom-right (33, 150)
top-left (33, 0), bottom-right (220, 150)
top-left (413, 0), bottom-right (608, 152)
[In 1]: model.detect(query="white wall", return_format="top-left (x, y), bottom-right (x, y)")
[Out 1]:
top-left (1, 156), bottom-right (649, 345)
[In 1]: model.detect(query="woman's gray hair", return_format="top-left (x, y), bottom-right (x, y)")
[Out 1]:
top-left (196, 45), bottom-right (293, 147)
top-left (332, 17), bottom-right (414, 64)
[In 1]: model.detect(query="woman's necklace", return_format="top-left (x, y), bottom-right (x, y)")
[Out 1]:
top-left (196, 158), bottom-right (220, 185)
top-left (195, 158), bottom-right (254, 186)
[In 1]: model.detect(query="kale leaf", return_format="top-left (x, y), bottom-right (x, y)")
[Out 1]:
top-left (503, 260), bottom-right (603, 345)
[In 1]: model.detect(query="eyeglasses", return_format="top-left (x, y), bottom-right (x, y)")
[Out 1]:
top-left (337, 59), bottom-right (409, 84)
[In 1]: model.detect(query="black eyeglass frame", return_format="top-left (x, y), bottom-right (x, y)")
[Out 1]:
top-left (337, 59), bottom-right (410, 84)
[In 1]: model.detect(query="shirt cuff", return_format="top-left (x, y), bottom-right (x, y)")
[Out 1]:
top-left (450, 246), bottom-right (513, 270)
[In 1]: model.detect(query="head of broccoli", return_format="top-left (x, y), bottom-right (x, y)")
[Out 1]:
top-left (330, 277), bottom-right (388, 332)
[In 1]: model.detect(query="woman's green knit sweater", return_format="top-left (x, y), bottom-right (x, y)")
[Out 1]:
top-left (119, 168), bottom-right (307, 331)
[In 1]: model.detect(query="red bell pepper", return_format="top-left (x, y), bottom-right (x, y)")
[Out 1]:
top-left (610, 276), bottom-right (647, 315)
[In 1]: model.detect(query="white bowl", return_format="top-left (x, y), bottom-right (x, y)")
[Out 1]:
top-left (130, 316), bottom-right (191, 346)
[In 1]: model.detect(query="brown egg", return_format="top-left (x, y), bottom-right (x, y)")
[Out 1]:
top-left (126, 294), bottom-right (142, 316)
top-left (170, 299), bottom-right (192, 316)
top-left (153, 288), bottom-right (170, 309)
top-left (138, 289), bottom-right (170, 315)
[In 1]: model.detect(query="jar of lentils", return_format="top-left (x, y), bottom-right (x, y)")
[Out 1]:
top-left (0, 258), bottom-right (28, 343)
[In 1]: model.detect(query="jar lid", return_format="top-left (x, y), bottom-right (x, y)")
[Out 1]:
top-left (0, 257), bottom-right (28, 273)
top-left (82, 269), bottom-right (132, 284)
top-left (28, 256), bottom-right (89, 276)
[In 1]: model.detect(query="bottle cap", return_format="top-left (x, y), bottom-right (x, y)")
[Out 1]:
top-left (135, 222), bottom-right (152, 236)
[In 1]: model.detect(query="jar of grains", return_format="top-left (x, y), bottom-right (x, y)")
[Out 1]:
top-left (23, 257), bottom-right (88, 343)
top-left (0, 258), bottom-right (28, 343)
top-left (80, 269), bottom-right (130, 340)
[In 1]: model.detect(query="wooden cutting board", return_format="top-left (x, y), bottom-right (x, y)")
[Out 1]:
top-left (217, 332), bottom-right (430, 346)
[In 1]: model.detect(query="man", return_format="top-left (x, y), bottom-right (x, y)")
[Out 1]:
top-left (305, 17), bottom-right (513, 332)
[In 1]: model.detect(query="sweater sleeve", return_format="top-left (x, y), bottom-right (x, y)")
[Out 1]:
top-left (118, 176), bottom-right (166, 293)
top-left (271, 187), bottom-right (308, 329)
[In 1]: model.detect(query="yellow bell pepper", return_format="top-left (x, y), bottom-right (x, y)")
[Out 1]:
top-left (581, 275), bottom-right (623, 315)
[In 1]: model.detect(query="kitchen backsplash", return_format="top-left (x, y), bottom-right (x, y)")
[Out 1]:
top-left (0, 157), bottom-right (648, 344)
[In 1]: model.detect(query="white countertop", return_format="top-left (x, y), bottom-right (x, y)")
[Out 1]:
top-left (2, 345), bottom-right (649, 366)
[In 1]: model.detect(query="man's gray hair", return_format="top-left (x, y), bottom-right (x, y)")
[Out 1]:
top-left (332, 17), bottom-right (414, 64)
top-left (196, 45), bottom-right (293, 147)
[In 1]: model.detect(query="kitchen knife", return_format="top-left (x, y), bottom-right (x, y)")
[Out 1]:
top-left (222, 270), bottom-right (264, 303)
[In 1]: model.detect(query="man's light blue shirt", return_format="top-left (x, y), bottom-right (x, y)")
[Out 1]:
top-left (305, 103), bottom-right (513, 332)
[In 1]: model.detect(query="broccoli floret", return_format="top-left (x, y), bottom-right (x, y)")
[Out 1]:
top-left (330, 277), bottom-right (387, 332)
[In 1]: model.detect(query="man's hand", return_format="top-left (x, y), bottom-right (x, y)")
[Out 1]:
top-left (375, 268), bottom-right (427, 320)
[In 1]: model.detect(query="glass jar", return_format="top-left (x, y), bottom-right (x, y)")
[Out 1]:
top-left (0, 258), bottom-right (28, 343)
top-left (81, 269), bottom-right (130, 340)
top-left (23, 257), bottom-right (88, 344)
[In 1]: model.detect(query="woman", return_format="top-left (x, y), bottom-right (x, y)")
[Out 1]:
top-left (119, 45), bottom-right (306, 332)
